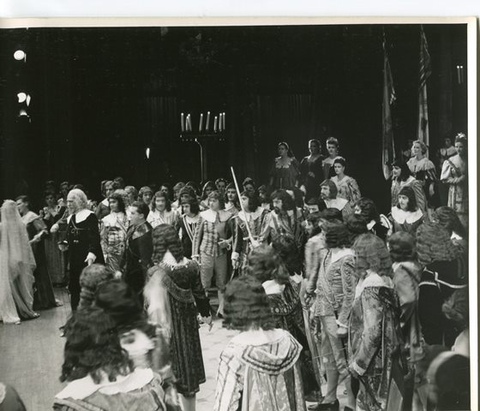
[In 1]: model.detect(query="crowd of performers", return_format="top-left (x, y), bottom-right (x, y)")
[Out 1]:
top-left (0, 133), bottom-right (470, 411)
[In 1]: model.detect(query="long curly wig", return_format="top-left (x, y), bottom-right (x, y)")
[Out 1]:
top-left (246, 244), bottom-right (289, 285)
top-left (271, 234), bottom-right (303, 276)
top-left (271, 189), bottom-right (296, 211)
top-left (78, 264), bottom-right (113, 309)
top-left (223, 276), bottom-right (275, 331)
top-left (323, 221), bottom-right (351, 249)
top-left (353, 233), bottom-right (393, 278)
top-left (152, 224), bottom-right (184, 264)
top-left (433, 206), bottom-right (467, 238)
top-left (416, 221), bottom-right (461, 266)
top-left (95, 279), bottom-right (155, 338)
top-left (60, 306), bottom-right (132, 384)
top-left (388, 232), bottom-right (417, 262)
top-left (108, 191), bottom-right (126, 213)
top-left (355, 197), bottom-right (380, 223)
top-left (240, 190), bottom-right (261, 212)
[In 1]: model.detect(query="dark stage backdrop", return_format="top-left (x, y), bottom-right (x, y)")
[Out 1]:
top-left (0, 24), bottom-right (467, 213)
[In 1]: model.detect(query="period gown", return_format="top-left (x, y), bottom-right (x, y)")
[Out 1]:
top-left (144, 253), bottom-right (211, 397)
top-left (299, 155), bottom-right (324, 202)
top-left (440, 154), bottom-right (468, 226)
top-left (100, 211), bottom-right (128, 273)
top-left (331, 175), bottom-right (361, 208)
top-left (147, 209), bottom-right (179, 229)
top-left (262, 278), bottom-right (319, 396)
top-left (22, 211), bottom-right (57, 310)
top-left (43, 205), bottom-right (67, 285)
top-left (270, 157), bottom-right (301, 190)
top-left (213, 328), bottom-right (306, 411)
top-left (348, 271), bottom-right (404, 411)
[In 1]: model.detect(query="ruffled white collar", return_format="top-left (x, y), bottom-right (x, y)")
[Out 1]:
top-left (355, 270), bottom-right (394, 299)
top-left (238, 207), bottom-right (263, 222)
top-left (324, 197), bottom-right (348, 211)
top-left (391, 207), bottom-right (423, 224)
top-left (330, 248), bottom-right (354, 264)
top-left (67, 209), bottom-right (93, 224)
top-left (55, 368), bottom-right (154, 400)
top-left (102, 212), bottom-right (126, 225)
top-left (262, 279), bottom-right (285, 295)
top-left (200, 209), bottom-right (230, 223)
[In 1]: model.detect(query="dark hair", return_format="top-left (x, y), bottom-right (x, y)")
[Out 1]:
top-left (320, 179), bottom-right (338, 199)
top-left (242, 177), bottom-right (256, 189)
top-left (271, 235), bottom-right (303, 277)
top-left (179, 186), bottom-right (196, 200)
top-left (307, 211), bottom-right (323, 237)
top-left (60, 306), bottom-right (132, 384)
top-left (207, 190), bottom-right (225, 210)
top-left (247, 244), bottom-right (289, 284)
top-left (159, 183), bottom-right (172, 199)
top-left (108, 191), bottom-right (126, 214)
top-left (223, 276), bottom-right (275, 331)
top-left (333, 156), bottom-right (347, 168)
top-left (277, 141), bottom-right (294, 158)
top-left (151, 191), bottom-right (171, 212)
top-left (201, 181), bottom-right (216, 200)
top-left (353, 233), bottom-right (393, 278)
top-left (355, 197), bottom-right (380, 223)
top-left (181, 197), bottom-right (200, 215)
top-left (44, 190), bottom-right (56, 201)
top-left (152, 224), bottom-right (184, 264)
top-left (131, 201), bottom-right (149, 220)
top-left (78, 264), bottom-right (113, 309)
top-left (215, 178), bottom-right (227, 187)
top-left (391, 160), bottom-right (412, 182)
top-left (185, 181), bottom-right (201, 196)
top-left (240, 190), bottom-right (261, 212)
top-left (271, 189), bottom-right (295, 211)
top-left (323, 221), bottom-right (351, 249)
top-left (95, 279), bottom-right (155, 338)
top-left (15, 195), bottom-right (30, 207)
top-left (308, 139), bottom-right (321, 148)
top-left (345, 214), bottom-right (368, 244)
top-left (320, 207), bottom-right (343, 222)
top-left (433, 206), bottom-right (467, 238)
top-left (257, 185), bottom-right (271, 204)
top-left (397, 186), bottom-right (418, 212)
top-left (388, 232), bottom-right (417, 262)
top-left (113, 176), bottom-right (125, 189)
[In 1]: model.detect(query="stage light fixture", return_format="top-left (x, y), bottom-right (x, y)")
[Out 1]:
top-left (26, 95), bottom-right (31, 106)
top-left (13, 50), bottom-right (27, 61)
top-left (18, 109), bottom-right (29, 117)
top-left (17, 92), bottom-right (27, 103)
top-left (146, 147), bottom-right (151, 159)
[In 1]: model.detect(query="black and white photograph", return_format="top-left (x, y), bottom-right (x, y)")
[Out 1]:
top-left (0, 13), bottom-right (476, 411)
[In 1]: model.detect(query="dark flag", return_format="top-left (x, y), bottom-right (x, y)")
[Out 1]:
top-left (417, 25), bottom-right (432, 149)
top-left (382, 33), bottom-right (396, 180)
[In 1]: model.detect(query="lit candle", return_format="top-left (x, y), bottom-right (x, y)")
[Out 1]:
top-left (214, 116), bottom-right (218, 133)
top-left (199, 113), bottom-right (204, 132)
top-left (181, 113), bottom-right (185, 132)
top-left (223, 112), bottom-right (226, 130)
top-left (457, 65), bottom-right (461, 84)
top-left (219, 113), bottom-right (223, 131)
top-left (206, 111), bottom-right (211, 131)
top-left (186, 114), bottom-right (190, 131)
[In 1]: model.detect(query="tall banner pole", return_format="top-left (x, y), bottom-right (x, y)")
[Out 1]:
top-left (230, 166), bottom-right (256, 244)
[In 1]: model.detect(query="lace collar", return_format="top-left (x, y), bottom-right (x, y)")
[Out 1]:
top-left (55, 368), bottom-right (154, 400)
top-left (67, 209), bottom-right (93, 224)
top-left (238, 207), bottom-right (264, 222)
top-left (324, 197), bottom-right (348, 211)
top-left (262, 280), bottom-right (285, 295)
top-left (391, 207), bottom-right (423, 224)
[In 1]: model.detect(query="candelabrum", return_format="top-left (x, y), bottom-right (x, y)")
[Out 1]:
top-left (179, 111), bottom-right (227, 181)
top-left (180, 111), bottom-right (226, 142)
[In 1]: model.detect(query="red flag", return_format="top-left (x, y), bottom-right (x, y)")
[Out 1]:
top-left (382, 34), bottom-right (396, 180)
top-left (417, 26), bottom-right (431, 148)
